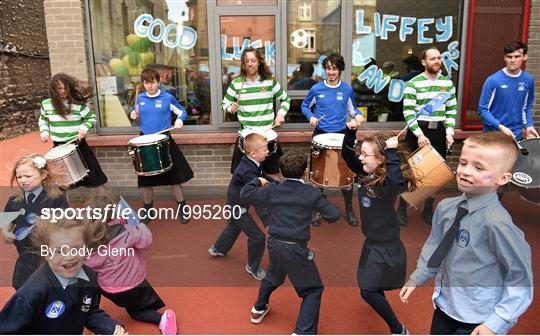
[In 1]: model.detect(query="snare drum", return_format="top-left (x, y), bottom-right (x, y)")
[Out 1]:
top-left (310, 133), bottom-right (355, 188)
top-left (400, 145), bottom-right (454, 208)
top-left (44, 143), bottom-right (89, 186)
top-left (128, 134), bottom-right (172, 176)
top-left (238, 128), bottom-right (278, 154)
top-left (511, 138), bottom-right (540, 205)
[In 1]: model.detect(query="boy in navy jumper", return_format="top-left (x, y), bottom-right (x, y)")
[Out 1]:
top-left (208, 133), bottom-right (273, 280)
top-left (240, 150), bottom-right (340, 335)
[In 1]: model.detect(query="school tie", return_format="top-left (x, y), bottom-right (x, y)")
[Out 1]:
top-left (27, 193), bottom-right (35, 203)
top-left (427, 206), bottom-right (468, 268)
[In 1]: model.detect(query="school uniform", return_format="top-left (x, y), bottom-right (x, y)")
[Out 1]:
top-left (85, 219), bottom-right (164, 320)
top-left (409, 193), bottom-right (533, 335)
top-left (212, 155), bottom-right (273, 272)
top-left (342, 128), bottom-right (407, 290)
top-left (4, 187), bottom-right (69, 289)
top-left (240, 177), bottom-right (340, 335)
top-left (135, 90), bottom-right (194, 187)
top-left (39, 98), bottom-right (108, 188)
top-left (0, 264), bottom-right (120, 334)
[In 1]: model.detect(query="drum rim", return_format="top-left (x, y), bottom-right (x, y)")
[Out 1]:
top-left (133, 164), bottom-right (173, 176)
top-left (511, 138), bottom-right (539, 189)
top-left (239, 128), bottom-right (278, 141)
top-left (312, 133), bottom-right (345, 149)
top-left (128, 138), bottom-right (169, 146)
top-left (128, 134), bottom-right (167, 145)
top-left (44, 144), bottom-right (77, 160)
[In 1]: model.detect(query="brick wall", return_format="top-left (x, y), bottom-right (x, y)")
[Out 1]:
top-left (43, 0), bottom-right (89, 81)
top-left (528, 0), bottom-right (540, 126)
top-left (0, 0), bottom-right (50, 140)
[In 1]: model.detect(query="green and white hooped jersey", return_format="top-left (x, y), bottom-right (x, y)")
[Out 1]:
top-left (222, 76), bottom-right (291, 130)
top-left (39, 98), bottom-right (96, 142)
top-left (403, 73), bottom-right (457, 136)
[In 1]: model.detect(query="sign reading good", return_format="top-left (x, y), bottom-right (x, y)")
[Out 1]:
top-left (134, 14), bottom-right (197, 49)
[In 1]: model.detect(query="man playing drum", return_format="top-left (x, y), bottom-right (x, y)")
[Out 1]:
top-left (301, 54), bottom-right (364, 226)
top-left (478, 41), bottom-right (539, 140)
top-left (398, 46), bottom-right (457, 226)
top-left (222, 47), bottom-right (291, 176)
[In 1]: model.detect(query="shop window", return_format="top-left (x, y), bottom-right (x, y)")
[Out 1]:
top-left (304, 29), bottom-right (316, 53)
top-left (88, 0), bottom-right (211, 129)
top-left (351, 0), bottom-right (463, 123)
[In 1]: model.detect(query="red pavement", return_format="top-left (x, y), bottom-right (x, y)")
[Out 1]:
top-left (0, 132), bottom-right (539, 334)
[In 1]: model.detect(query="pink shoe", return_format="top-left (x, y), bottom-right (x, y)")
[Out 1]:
top-left (159, 309), bottom-right (177, 335)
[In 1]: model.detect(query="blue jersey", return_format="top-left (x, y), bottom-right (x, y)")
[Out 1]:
top-left (301, 81), bottom-right (359, 133)
top-left (136, 90), bottom-right (187, 134)
top-left (478, 69), bottom-right (534, 139)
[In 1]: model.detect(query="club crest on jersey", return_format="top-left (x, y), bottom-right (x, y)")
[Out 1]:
top-left (155, 100), bottom-right (163, 108)
top-left (518, 82), bottom-right (525, 91)
top-left (45, 300), bottom-right (65, 319)
top-left (336, 92), bottom-right (344, 100)
top-left (440, 86), bottom-right (446, 92)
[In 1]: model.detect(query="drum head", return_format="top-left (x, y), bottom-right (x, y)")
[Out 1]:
top-left (129, 134), bottom-right (167, 145)
top-left (44, 143), bottom-right (76, 159)
top-left (312, 133), bottom-right (345, 149)
top-left (511, 138), bottom-right (540, 189)
top-left (239, 128), bottom-right (277, 141)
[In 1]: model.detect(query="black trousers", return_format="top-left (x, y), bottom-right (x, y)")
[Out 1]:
top-left (430, 307), bottom-right (478, 335)
top-left (213, 211), bottom-right (265, 271)
top-left (405, 121), bottom-right (447, 159)
top-left (255, 238), bottom-right (324, 335)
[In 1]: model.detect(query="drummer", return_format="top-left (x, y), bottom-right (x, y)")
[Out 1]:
top-left (478, 41), bottom-right (539, 140)
top-left (301, 53), bottom-right (364, 226)
top-left (222, 47), bottom-right (291, 177)
top-left (39, 73), bottom-right (108, 190)
top-left (130, 67), bottom-right (194, 224)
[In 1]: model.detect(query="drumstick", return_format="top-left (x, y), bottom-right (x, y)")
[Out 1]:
top-left (236, 77), bottom-right (245, 104)
top-left (156, 126), bottom-right (176, 135)
top-left (513, 137), bottom-right (529, 155)
top-left (65, 136), bottom-right (78, 145)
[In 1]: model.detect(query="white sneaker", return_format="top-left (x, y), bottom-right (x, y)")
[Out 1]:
top-left (250, 305), bottom-right (269, 324)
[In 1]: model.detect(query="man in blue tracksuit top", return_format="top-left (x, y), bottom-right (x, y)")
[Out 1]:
top-left (478, 41), bottom-right (539, 140)
top-left (301, 53), bottom-right (363, 227)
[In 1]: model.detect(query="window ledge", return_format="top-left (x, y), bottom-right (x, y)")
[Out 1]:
top-left (86, 129), bottom-right (480, 147)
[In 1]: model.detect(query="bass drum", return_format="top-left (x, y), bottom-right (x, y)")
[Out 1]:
top-left (511, 138), bottom-right (540, 205)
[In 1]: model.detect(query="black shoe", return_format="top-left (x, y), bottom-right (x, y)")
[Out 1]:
top-left (311, 211), bottom-right (321, 226)
top-left (396, 199), bottom-right (408, 226)
top-left (422, 198), bottom-right (434, 225)
top-left (178, 202), bottom-right (190, 224)
top-left (345, 207), bottom-right (358, 226)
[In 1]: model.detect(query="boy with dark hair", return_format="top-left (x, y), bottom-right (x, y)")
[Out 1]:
top-left (399, 131), bottom-right (533, 335)
top-left (240, 150), bottom-right (340, 335)
top-left (478, 40), bottom-right (538, 140)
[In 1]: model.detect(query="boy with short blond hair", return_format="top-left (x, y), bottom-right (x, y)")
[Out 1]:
top-left (400, 131), bottom-right (533, 335)
top-left (208, 133), bottom-right (273, 280)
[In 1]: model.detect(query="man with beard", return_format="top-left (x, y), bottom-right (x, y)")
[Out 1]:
top-left (398, 46), bottom-right (457, 226)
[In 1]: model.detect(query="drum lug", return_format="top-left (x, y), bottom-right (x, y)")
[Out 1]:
top-left (128, 150), bottom-right (135, 157)
top-left (312, 150), bottom-right (320, 158)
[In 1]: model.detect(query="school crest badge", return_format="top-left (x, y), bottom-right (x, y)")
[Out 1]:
top-left (45, 300), bottom-right (65, 319)
top-left (81, 295), bottom-right (92, 312)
